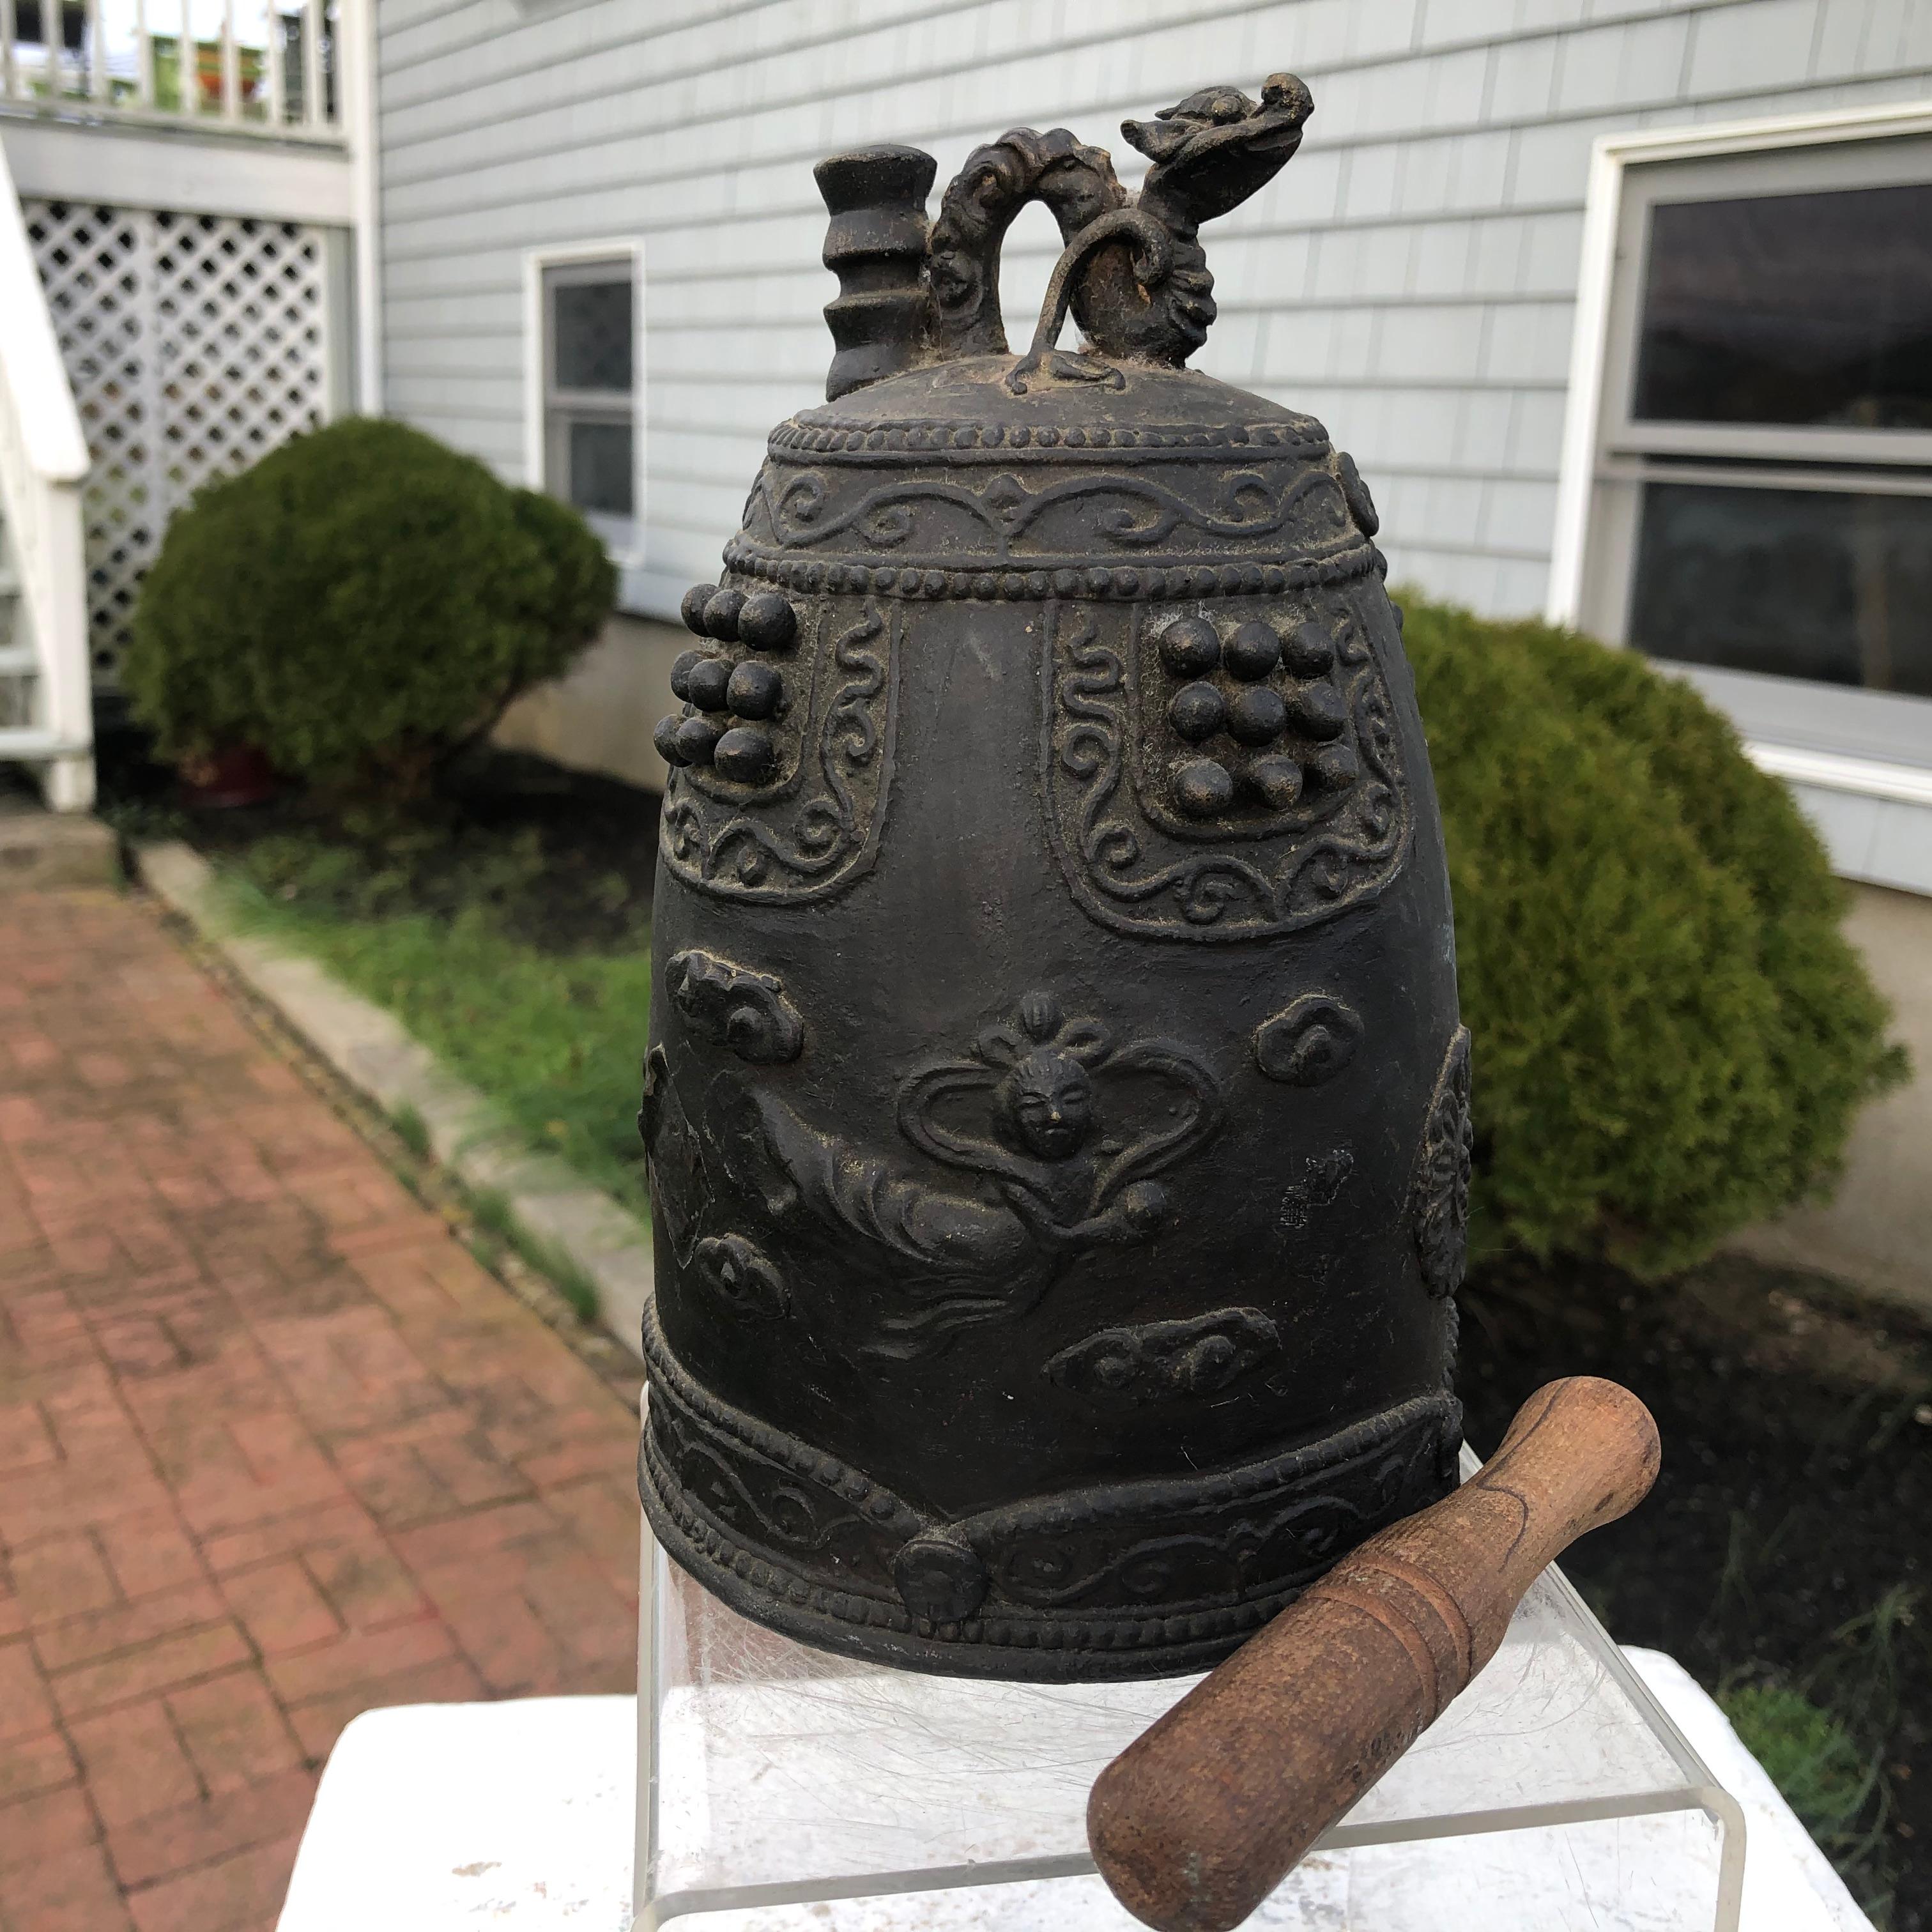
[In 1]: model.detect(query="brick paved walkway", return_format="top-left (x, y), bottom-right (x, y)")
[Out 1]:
top-left (0, 889), bottom-right (642, 1932)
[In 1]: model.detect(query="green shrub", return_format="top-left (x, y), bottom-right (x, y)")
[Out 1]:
top-left (125, 418), bottom-right (613, 800)
top-left (1402, 595), bottom-right (1907, 1275)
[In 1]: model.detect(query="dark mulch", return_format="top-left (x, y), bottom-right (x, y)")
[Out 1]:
top-left (1459, 1254), bottom-right (1932, 1926)
top-left (96, 717), bottom-right (661, 953)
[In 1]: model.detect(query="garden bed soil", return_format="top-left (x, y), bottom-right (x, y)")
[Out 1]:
top-left (100, 739), bottom-right (1929, 1923)
top-left (1459, 1254), bottom-right (1932, 1925)
top-left (99, 730), bottom-right (662, 954)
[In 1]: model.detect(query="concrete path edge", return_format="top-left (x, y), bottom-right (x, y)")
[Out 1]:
top-left (135, 839), bottom-right (652, 1361)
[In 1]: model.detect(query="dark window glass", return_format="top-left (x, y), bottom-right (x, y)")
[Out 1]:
top-left (551, 278), bottom-right (632, 393)
top-left (1629, 480), bottom-right (1932, 698)
top-left (15, 2), bottom-right (87, 49)
top-left (565, 420), bottom-right (634, 517)
top-left (1633, 182), bottom-right (1932, 429)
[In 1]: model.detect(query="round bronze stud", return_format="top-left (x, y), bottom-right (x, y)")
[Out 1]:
top-left (703, 588), bottom-right (747, 641)
top-left (1172, 758), bottom-right (1235, 817)
top-left (1225, 620), bottom-right (1282, 680)
top-left (1285, 686), bottom-right (1347, 741)
top-left (1307, 740), bottom-right (1361, 789)
top-left (737, 590), bottom-right (798, 651)
top-left (675, 715), bottom-right (723, 765)
top-left (894, 1534), bottom-right (990, 1624)
top-left (1169, 681), bottom-right (1226, 742)
top-left (1282, 621), bottom-right (1336, 677)
top-left (670, 648), bottom-right (704, 702)
top-left (1248, 753), bottom-right (1303, 809)
top-left (713, 726), bottom-right (777, 785)
top-left (726, 660), bottom-right (786, 720)
top-left (1159, 617), bottom-right (1221, 678)
top-left (652, 715), bottom-right (687, 767)
top-left (1227, 686), bottom-right (1287, 746)
top-left (685, 656), bottom-right (732, 712)
top-left (680, 584), bottom-right (714, 635)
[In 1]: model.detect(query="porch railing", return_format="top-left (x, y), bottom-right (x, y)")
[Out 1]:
top-left (0, 137), bottom-right (93, 809)
top-left (0, 0), bottom-right (342, 140)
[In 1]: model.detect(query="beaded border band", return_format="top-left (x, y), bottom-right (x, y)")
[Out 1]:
top-left (769, 414), bottom-right (1333, 461)
top-left (719, 533), bottom-right (1385, 602)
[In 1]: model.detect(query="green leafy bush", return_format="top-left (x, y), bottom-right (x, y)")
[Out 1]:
top-left (1402, 595), bottom-right (1907, 1275)
top-left (125, 418), bottom-right (614, 799)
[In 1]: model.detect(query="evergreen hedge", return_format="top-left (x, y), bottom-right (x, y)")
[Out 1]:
top-left (1404, 595), bottom-right (1908, 1276)
top-left (126, 418), bottom-right (614, 799)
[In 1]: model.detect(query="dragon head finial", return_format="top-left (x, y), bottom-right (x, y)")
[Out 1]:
top-left (813, 73), bottom-right (1315, 397)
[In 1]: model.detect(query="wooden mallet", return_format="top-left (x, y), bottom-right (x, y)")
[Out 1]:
top-left (1087, 1376), bottom-right (1662, 1932)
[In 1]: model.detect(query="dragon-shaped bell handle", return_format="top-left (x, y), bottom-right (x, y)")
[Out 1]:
top-left (815, 75), bottom-right (1314, 401)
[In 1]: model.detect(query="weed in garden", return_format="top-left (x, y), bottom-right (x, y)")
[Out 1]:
top-left (1687, 1392), bottom-right (1930, 1921)
top-left (470, 1186), bottom-right (517, 1241)
top-left (391, 1102), bottom-right (431, 1159)
top-left (450, 1186), bottom-right (600, 1324)
top-left (1459, 1259), bottom-right (1932, 1923)
top-left (1719, 1682), bottom-right (1871, 1842)
top-left (518, 1235), bottom-right (600, 1326)
top-left (98, 795), bottom-right (190, 845)
top-left (1719, 1586), bottom-right (1922, 1924)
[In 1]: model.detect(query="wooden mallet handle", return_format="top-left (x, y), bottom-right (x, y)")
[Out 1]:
top-left (1087, 1376), bottom-right (1660, 1932)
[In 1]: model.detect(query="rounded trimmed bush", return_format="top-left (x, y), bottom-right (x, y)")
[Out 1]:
top-left (125, 418), bottom-right (615, 799)
top-left (1401, 595), bottom-right (1907, 1276)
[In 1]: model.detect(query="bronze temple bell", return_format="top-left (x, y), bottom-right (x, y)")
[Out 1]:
top-left (636, 73), bottom-right (1475, 1680)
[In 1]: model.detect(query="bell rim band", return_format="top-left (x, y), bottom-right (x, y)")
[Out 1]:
top-left (638, 1295), bottom-right (1463, 1683)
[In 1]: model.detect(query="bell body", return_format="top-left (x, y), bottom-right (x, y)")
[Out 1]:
top-left (638, 354), bottom-right (1471, 1680)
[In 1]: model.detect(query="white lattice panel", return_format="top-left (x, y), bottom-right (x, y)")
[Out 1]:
top-left (0, 611), bottom-right (29, 730)
top-left (23, 201), bottom-right (332, 686)
top-left (1, 506), bottom-right (17, 694)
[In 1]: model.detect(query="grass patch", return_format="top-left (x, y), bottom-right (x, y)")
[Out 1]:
top-left (461, 1186), bottom-right (600, 1322)
top-left (514, 1229), bottom-right (602, 1326)
top-left (390, 1101), bottom-right (431, 1160)
top-left (1719, 1581), bottom-right (1923, 1923)
top-left (218, 831), bottom-right (652, 1221)
top-left (1719, 1683), bottom-right (1871, 1842)
top-left (471, 1186), bottom-right (518, 1241)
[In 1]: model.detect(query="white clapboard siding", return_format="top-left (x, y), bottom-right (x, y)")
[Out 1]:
top-left (376, 0), bottom-right (1932, 620)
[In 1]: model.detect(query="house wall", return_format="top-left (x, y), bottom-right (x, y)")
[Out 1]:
top-left (378, 1), bottom-right (1929, 1301)
top-left (492, 611), bottom-right (686, 793)
top-left (373, 0), bottom-right (1932, 626)
top-left (1726, 884), bottom-right (1932, 1318)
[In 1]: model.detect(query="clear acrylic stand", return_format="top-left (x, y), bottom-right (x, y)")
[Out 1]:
top-left (632, 1448), bottom-right (1745, 1931)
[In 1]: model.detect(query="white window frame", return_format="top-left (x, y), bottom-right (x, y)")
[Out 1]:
top-left (523, 238), bottom-right (645, 569)
top-left (1550, 99), bottom-right (1932, 817)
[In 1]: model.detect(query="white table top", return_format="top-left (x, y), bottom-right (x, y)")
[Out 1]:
top-left (275, 1649), bottom-right (1873, 1932)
